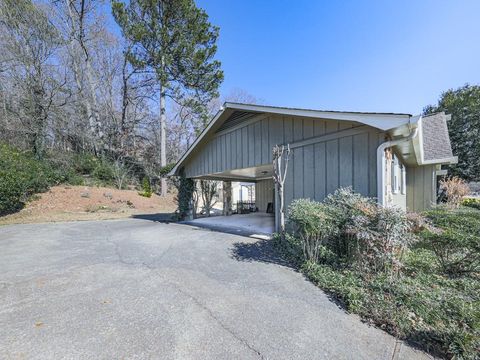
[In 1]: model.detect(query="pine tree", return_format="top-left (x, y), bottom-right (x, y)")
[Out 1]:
top-left (112, 0), bottom-right (223, 195)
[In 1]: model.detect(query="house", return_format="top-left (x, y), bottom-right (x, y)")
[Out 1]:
top-left (169, 103), bottom-right (457, 232)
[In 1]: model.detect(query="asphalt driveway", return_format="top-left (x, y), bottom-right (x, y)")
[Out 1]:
top-left (0, 219), bottom-right (431, 359)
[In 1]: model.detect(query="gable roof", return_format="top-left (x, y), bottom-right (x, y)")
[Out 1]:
top-left (413, 112), bottom-right (457, 165)
top-left (422, 112), bottom-right (455, 161)
top-left (169, 103), bottom-right (456, 176)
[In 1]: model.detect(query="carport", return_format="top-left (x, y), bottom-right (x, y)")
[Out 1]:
top-left (190, 163), bottom-right (276, 236)
top-left (168, 105), bottom-right (280, 233)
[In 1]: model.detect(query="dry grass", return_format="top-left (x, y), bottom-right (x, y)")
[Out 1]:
top-left (0, 185), bottom-right (176, 225)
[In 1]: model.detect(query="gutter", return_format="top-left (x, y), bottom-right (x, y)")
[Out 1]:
top-left (376, 120), bottom-right (420, 206)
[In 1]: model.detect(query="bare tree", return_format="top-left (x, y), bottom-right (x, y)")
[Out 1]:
top-left (272, 144), bottom-right (290, 236)
top-left (200, 180), bottom-right (218, 217)
top-left (112, 157), bottom-right (132, 189)
top-left (0, 0), bottom-right (65, 155)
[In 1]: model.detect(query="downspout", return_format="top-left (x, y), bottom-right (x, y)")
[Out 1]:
top-left (376, 123), bottom-right (419, 206)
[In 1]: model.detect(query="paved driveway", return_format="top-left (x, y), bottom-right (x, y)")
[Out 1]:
top-left (0, 219), bottom-right (430, 359)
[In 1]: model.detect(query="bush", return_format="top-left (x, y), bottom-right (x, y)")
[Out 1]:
top-left (351, 205), bottom-right (412, 273)
top-left (439, 177), bottom-right (470, 208)
top-left (288, 199), bottom-right (337, 263)
top-left (276, 189), bottom-right (480, 358)
top-left (419, 207), bottom-right (480, 275)
top-left (323, 188), bottom-right (377, 260)
top-left (72, 153), bottom-right (98, 175)
top-left (322, 188), bottom-right (412, 273)
top-left (0, 144), bottom-right (59, 214)
top-left (92, 159), bottom-right (115, 182)
top-left (138, 177), bottom-right (152, 197)
top-left (462, 197), bottom-right (480, 210)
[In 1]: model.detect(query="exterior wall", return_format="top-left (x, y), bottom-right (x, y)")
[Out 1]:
top-left (283, 127), bottom-right (385, 210)
top-left (255, 179), bottom-right (274, 212)
top-left (406, 165), bottom-right (437, 212)
top-left (391, 189), bottom-right (407, 209)
top-left (232, 182), bottom-right (253, 203)
top-left (183, 113), bottom-right (361, 178)
top-left (182, 112), bottom-right (386, 219)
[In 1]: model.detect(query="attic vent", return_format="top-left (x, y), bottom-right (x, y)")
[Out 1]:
top-left (215, 111), bottom-right (260, 133)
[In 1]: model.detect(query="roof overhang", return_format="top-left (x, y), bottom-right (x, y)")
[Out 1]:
top-left (402, 113), bottom-right (458, 166)
top-left (169, 102), bottom-right (414, 176)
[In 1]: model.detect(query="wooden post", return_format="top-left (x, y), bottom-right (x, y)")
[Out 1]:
top-left (222, 181), bottom-right (232, 216)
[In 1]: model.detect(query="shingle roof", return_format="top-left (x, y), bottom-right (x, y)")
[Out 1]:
top-left (422, 112), bottom-right (454, 161)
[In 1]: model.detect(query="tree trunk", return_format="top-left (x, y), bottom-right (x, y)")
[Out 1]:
top-left (64, 0), bottom-right (99, 154)
top-left (84, 56), bottom-right (103, 150)
top-left (160, 84), bottom-right (167, 196)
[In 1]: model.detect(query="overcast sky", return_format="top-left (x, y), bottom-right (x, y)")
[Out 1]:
top-left (191, 0), bottom-right (480, 114)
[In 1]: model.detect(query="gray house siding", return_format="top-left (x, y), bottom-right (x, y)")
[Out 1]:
top-left (284, 128), bottom-right (385, 210)
top-left (184, 114), bottom-right (365, 177)
top-left (183, 113), bottom-right (386, 213)
top-left (255, 179), bottom-right (274, 212)
top-left (406, 165), bottom-right (437, 212)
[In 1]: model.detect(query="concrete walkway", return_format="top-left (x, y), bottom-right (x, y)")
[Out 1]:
top-left (0, 219), bottom-right (431, 359)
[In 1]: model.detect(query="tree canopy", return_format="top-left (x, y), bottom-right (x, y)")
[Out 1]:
top-left (112, 0), bottom-right (223, 195)
top-left (424, 84), bottom-right (480, 182)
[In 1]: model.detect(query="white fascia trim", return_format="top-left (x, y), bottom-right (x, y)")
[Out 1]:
top-left (224, 102), bottom-right (411, 131)
top-left (421, 156), bottom-right (458, 165)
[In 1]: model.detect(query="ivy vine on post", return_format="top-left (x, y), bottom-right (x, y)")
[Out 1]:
top-left (173, 168), bottom-right (195, 220)
top-left (272, 144), bottom-right (290, 237)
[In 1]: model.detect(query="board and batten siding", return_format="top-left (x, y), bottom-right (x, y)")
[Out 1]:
top-left (255, 179), bottom-right (274, 212)
top-left (183, 113), bottom-right (385, 209)
top-left (283, 127), bottom-right (385, 209)
top-left (184, 114), bottom-right (368, 177)
top-left (406, 165), bottom-right (436, 212)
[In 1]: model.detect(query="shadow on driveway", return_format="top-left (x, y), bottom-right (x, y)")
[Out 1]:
top-left (230, 239), bottom-right (294, 268)
top-left (130, 213), bottom-right (174, 223)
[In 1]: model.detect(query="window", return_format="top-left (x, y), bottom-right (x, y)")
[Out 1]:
top-left (392, 155), bottom-right (400, 194)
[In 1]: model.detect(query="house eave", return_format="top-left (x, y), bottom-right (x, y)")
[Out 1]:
top-left (169, 102), bottom-right (414, 177)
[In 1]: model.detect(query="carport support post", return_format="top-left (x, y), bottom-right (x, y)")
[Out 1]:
top-left (274, 182), bottom-right (280, 233)
top-left (222, 181), bottom-right (232, 216)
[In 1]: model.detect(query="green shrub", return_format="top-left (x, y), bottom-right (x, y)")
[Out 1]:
top-left (138, 177), bottom-right (152, 197)
top-left (419, 207), bottom-right (480, 275)
top-left (159, 162), bottom-right (175, 176)
top-left (92, 159), bottom-right (114, 182)
top-left (0, 144), bottom-right (59, 214)
top-left (288, 199), bottom-right (337, 263)
top-left (322, 188), bottom-right (412, 273)
top-left (275, 190), bottom-right (480, 358)
top-left (351, 205), bottom-right (412, 273)
top-left (276, 239), bottom-right (480, 359)
top-left (323, 187), bottom-right (378, 260)
top-left (462, 197), bottom-right (480, 210)
top-left (72, 153), bottom-right (98, 175)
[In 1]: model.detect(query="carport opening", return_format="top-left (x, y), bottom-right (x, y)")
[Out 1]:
top-left (190, 169), bottom-right (276, 236)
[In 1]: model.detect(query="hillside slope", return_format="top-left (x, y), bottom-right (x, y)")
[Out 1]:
top-left (0, 186), bottom-right (176, 225)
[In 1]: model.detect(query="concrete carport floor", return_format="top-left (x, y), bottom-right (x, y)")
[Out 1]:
top-left (184, 213), bottom-right (275, 239)
top-left (0, 218), bottom-right (431, 359)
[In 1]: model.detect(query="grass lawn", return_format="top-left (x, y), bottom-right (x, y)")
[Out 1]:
top-left (275, 207), bottom-right (479, 359)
